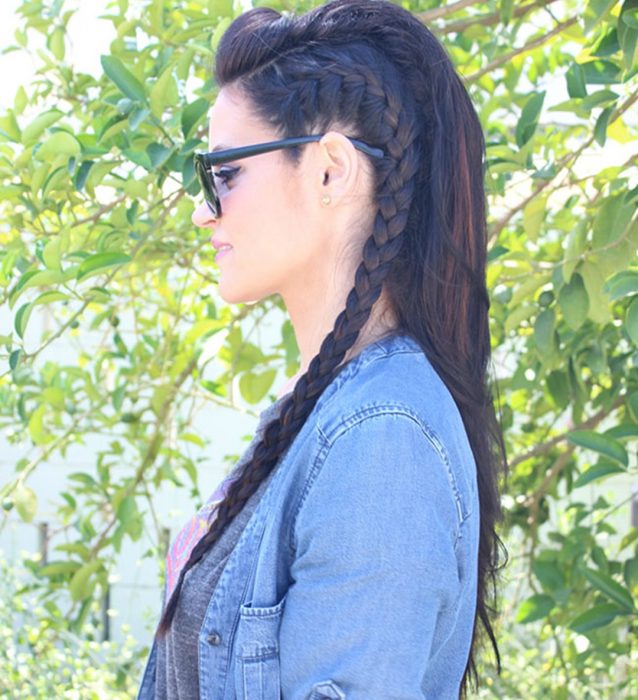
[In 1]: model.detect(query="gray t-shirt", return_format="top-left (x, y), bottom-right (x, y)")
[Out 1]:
top-left (155, 392), bottom-right (290, 699)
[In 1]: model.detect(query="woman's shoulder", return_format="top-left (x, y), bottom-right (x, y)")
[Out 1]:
top-left (314, 333), bottom-right (463, 445)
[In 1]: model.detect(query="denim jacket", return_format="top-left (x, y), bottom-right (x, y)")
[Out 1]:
top-left (136, 333), bottom-right (479, 699)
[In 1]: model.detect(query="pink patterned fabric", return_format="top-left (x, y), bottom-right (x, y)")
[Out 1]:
top-left (164, 473), bottom-right (237, 600)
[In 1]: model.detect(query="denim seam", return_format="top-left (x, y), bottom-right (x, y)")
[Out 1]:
top-left (240, 649), bottom-right (279, 661)
top-left (312, 336), bottom-right (423, 413)
top-left (289, 428), bottom-right (332, 553)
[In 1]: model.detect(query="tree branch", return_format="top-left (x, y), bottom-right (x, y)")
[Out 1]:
top-left (464, 17), bottom-right (579, 83)
top-left (439, 0), bottom-right (562, 35)
top-left (511, 394), bottom-right (625, 469)
top-left (417, 0), bottom-right (484, 23)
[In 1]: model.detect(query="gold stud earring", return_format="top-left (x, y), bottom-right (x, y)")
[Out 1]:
top-left (321, 195), bottom-right (331, 206)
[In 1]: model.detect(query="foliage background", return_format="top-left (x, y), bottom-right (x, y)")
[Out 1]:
top-left (0, 0), bottom-right (637, 697)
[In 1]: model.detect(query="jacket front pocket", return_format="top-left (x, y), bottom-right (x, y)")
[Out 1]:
top-left (234, 595), bottom-right (286, 700)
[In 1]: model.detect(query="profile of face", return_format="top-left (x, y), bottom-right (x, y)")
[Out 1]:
top-left (191, 86), bottom-right (375, 308)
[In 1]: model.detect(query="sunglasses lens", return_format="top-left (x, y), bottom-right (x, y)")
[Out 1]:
top-left (194, 157), bottom-right (220, 217)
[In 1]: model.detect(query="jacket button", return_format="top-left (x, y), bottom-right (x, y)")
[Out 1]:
top-left (207, 632), bottom-right (222, 646)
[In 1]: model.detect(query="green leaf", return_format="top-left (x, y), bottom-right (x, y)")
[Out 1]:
top-left (37, 131), bottom-right (81, 159)
top-left (116, 495), bottom-right (135, 524)
top-left (129, 107), bottom-right (150, 131)
top-left (33, 291), bottom-right (68, 306)
top-left (149, 0), bottom-right (164, 33)
top-left (150, 66), bottom-right (178, 118)
top-left (38, 560), bottom-right (81, 578)
top-left (515, 91), bottom-right (545, 147)
top-left (150, 385), bottom-right (172, 416)
top-left (14, 302), bottom-right (33, 339)
top-left (580, 261), bottom-right (610, 323)
top-left (14, 85), bottom-right (28, 114)
top-left (515, 593), bottom-right (554, 623)
top-left (606, 423), bottom-right (638, 440)
top-left (28, 404), bottom-right (54, 446)
top-left (573, 461), bottom-right (625, 488)
top-left (112, 384), bottom-right (126, 412)
top-left (604, 270), bottom-right (638, 301)
top-left (584, 0), bottom-right (617, 33)
top-left (13, 484), bottom-right (37, 523)
top-left (580, 59), bottom-right (622, 83)
top-left (9, 349), bottom-right (21, 371)
top-left (532, 559), bottom-right (565, 592)
top-left (76, 252), bottom-right (131, 282)
top-left (546, 370), bottom-right (570, 409)
top-left (625, 557), bottom-right (638, 589)
top-left (534, 308), bottom-right (555, 356)
top-left (239, 369), bottom-right (277, 404)
top-left (567, 430), bottom-right (628, 466)
top-left (562, 220), bottom-right (588, 282)
top-left (583, 567), bottom-right (636, 611)
top-left (100, 55), bottom-right (146, 102)
top-left (523, 194), bottom-right (548, 243)
top-left (74, 160), bottom-right (93, 191)
top-left (628, 392), bottom-right (638, 422)
top-left (146, 142), bottom-right (173, 169)
top-left (625, 296), bottom-right (638, 345)
top-left (559, 273), bottom-right (589, 330)
top-left (569, 603), bottom-right (625, 633)
top-left (565, 62), bottom-right (587, 98)
top-left (618, 4), bottom-right (638, 70)
top-left (116, 495), bottom-right (143, 540)
top-left (48, 26), bottom-right (65, 60)
top-left (97, 114), bottom-right (127, 142)
top-left (178, 432), bottom-right (205, 447)
top-left (181, 97), bottom-right (209, 139)
top-left (487, 245), bottom-right (508, 263)
top-left (69, 560), bottom-right (101, 602)
top-left (184, 319), bottom-right (226, 346)
top-left (21, 109), bottom-right (64, 146)
top-left (578, 88), bottom-right (622, 112)
top-left (0, 110), bottom-right (21, 141)
top-left (13, 85), bottom-right (29, 114)
top-left (594, 105), bottom-right (614, 147)
top-left (42, 237), bottom-right (62, 270)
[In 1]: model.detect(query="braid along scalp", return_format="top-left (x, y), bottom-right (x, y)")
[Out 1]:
top-left (159, 2), bottom-right (507, 697)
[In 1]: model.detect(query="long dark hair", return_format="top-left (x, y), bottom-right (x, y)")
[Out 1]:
top-left (158, 1), bottom-right (508, 695)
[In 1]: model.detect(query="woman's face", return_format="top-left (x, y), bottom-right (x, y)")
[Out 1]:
top-left (192, 86), bottom-right (332, 305)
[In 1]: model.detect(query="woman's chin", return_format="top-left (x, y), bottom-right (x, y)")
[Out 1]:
top-left (217, 282), bottom-right (266, 306)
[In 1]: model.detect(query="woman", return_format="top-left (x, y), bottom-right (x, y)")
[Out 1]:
top-left (136, 1), bottom-right (507, 698)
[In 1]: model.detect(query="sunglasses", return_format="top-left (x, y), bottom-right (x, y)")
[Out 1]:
top-left (193, 134), bottom-right (385, 218)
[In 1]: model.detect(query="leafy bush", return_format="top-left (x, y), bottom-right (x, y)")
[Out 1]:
top-left (0, 556), bottom-right (143, 699)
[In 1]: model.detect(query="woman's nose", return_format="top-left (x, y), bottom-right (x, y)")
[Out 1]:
top-left (192, 200), bottom-right (218, 228)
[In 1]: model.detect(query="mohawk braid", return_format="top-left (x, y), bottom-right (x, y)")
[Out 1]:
top-left (156, 42), bottom-right (420, 636)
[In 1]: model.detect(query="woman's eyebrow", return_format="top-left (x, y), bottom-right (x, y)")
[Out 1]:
top-left (211, 143), bottom-right (230, 152)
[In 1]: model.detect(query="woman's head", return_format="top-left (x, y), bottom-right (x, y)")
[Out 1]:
top-left (192, 84), bottom-right (379, 306)
top-left (174, 2), bottom-right (507, 695)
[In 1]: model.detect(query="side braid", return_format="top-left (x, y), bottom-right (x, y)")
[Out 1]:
top-left (156, 51), bottom-right (420, 636)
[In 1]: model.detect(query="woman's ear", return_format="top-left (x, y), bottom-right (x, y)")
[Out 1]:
top-left (316, 131), bottom-right (360, 202)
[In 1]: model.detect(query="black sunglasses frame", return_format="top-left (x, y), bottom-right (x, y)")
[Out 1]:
top-left (193, 134), bottom-right (385, 218)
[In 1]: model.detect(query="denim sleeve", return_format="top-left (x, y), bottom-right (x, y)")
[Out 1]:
top-left (279, 411), bottom-right (464, 700)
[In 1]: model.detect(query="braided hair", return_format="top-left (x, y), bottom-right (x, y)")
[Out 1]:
top-left (158, 2), bottom-right (508, 696)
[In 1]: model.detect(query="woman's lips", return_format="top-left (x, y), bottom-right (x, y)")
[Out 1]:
top-left (211, 238), bottom-right (233, 261)
top-left (216, 245), bottom-right (232, 261)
